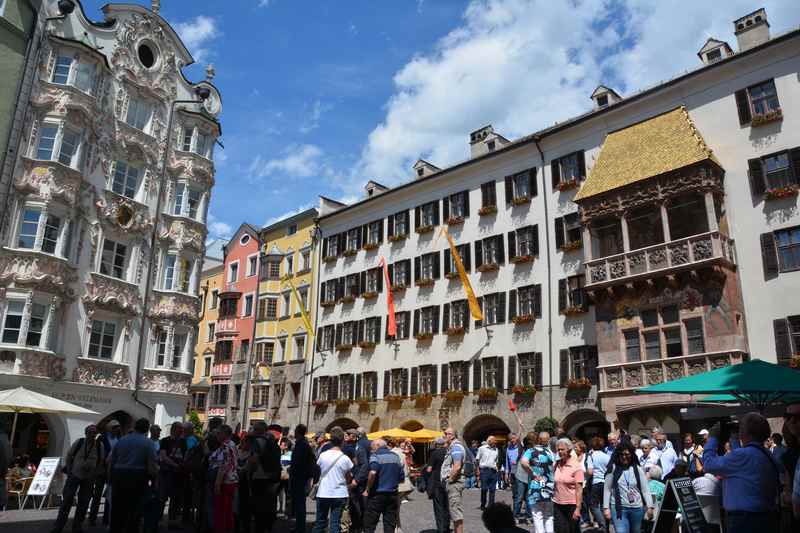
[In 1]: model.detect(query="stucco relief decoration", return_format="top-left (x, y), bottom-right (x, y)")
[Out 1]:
top-left (18, 351), bottom-right (54, 378)
top-left (666, 363), bottom-right (684, 382)
top-left (84, 273), bottom-right (142, 316)
top-left (141, 370), bottom-right (190, 394)
top-left (0, 250), bottom-right (77, 298)
top-left (645, 365), bottom-right (663, 385)
top-left (167, 151), bottom-right (214, 186)
top-left (148, 292), bottom-right (201, 324)
top-left (688, 360), bottom-right (707, 376)
top-left (710, 356), bottom-right (730, 370)
top-left (613, 285), bottom-right (704, 318)
top-left (95, 194), bottom-right (154, 235)
top-left (15, 160), bottom-right (81, 206)
top-left (158, 217), bottom-right (205, 252)
top-left (625, 367), bottom-right (642, 388)
top-left (72, 360), bottom-right (132, 388)
top-left (606, 369), bottom-right (622, 390)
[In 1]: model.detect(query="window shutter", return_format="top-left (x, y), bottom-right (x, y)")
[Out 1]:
top-left (475, 297), bottom-right (483, 328)
top-left (551, 159), bottom-right (561, 188)
top-left (509, 289), bottom-right (518, 320)
top-left (534, 285), bottom-right (543, 318)
top-left (312, 378), bottom-right (318, 400)
top-left (444, 249), bottom-right (452, 276)
top-left (442, 303), bottom-right (450, 331)
top-left (331, 376), bottom-right (339, 400)
top-left (316, 329), bottom-right (323, 351)
top-left (558, 279), bottom-right (567, 312)
top-left (403, 312), bottom-right (411, 339)
top-left (498, 291), bottom-right (506, 323)
top-left (377, 268), bottom-right (384, 292)
top-left (360, 225), bottom-right (368, 248)
top-left (462, 245), bottom-right (472, 271)
top-left (378, 218), bottom-right (384, 243)
top-left (385, 314), bottom-right (390, 340)
top-left (463, 190), bottom-right (470, 216)
top-left (577, 151), bottom-right (586, 180)
top-left (359, 271), bottom-right (366, 295)
top-left (497, 357), bottom-right (504, 392)
top-left (415, 206), bottom-right (421, 229)
top-left (473, 359), bottom-right (482, 391)
top-left (441, 363), bottom-right (449, 392)
top-left (442, 195), bottom-right (450, 221)
top-left (431, 366), bottom-right (438, 396)
top-left (410, 367), bottom-right (419, 396)
top-left (336, 277), bottom-right (345, 299)
top-left (376, 317), bottom-right (382, 343)
top-left (414, 256), bottom-right (421, 283)
top-left (387, 214), bottom-right (394, 237)
top-left (402, 368), bottom-right (409, 396)
top-left (533, 225), bottom-right (540, 256)
top-left (356, 320), bottom-right (364, 343)
top-left (760, 232), bottom-right (779, 280)
top-left (461, 362), bottom-right (470, 392)
top-left (748, 158), bottom-right (766, 197)
top-left (534, 353), bottom-right (543, 388)
top-left (790, 148), bottom-right (800, 185)
top-left (387, 264), bottom-right (394, 286)
top-left (481, 183), bottom-right (489, 207)
top-left (474, 240), bottom-right (483, 269)
top-left (320, 281), bottom-right (326, 302)
top-left (413, 309), bottom-right (420, 337)
top-left (322, 238), bottom-right (328, 258)
top-left (529, 167), bottom-right (538, 197)
top-left (587, 346), bottom-right (599, 384)
top-left (355, 374), bottom-right (362, 399)
top-left (433, 305), bottom-right (440, 333)
top-left (338, 233), bottom-right (346, 255)
top-left (735, 89), bottom-right (752, 125)
top-left (404, 260), bottom-right (411, 286)
top-left (349, 375), bottom-right (356, 400)
top-left (560, 349), bottom-right (570, 386)
top-left (555, 217), bottom-right (565, 249)
top-left (507, 356), bottom-right (516, 392)
top-left (463, 301), bottom-right (470, 332)
top-left (371, 373), bottom-right (378, 399)
top-left (508, 231), bottom-right (517, 260)
top-left (504, 175), bottom-right (513, 204)
top-left (433, 251), bottom-right (441, 279)
top-left (774, 319), bottom-right (792, 364)
top-left (433, 200), bottom-right (440, 225)
top-left (383, 370), bottom-right (390, 397)
top-left (404, 211), bottom-right (410, 233)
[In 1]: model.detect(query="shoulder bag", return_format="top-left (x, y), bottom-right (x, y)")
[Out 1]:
top-left (309, 451), bottom-right (346, 500)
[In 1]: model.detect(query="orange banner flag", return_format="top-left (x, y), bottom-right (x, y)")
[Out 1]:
top-left (378, 256), bottom-right (397, 337)
top-left (442, 228), bottom-right (483, 320)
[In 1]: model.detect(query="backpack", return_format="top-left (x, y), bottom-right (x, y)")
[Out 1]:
top-left (254, 436), bottom-right (281, 482)
top-left (462, 445), bottom-right (476, 477)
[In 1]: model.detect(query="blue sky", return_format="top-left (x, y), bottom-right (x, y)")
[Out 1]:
top-left (79, 1), bottom-right (800, 239)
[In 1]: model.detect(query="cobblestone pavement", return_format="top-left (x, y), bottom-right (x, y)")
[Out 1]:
top-left (0, 486), bottom-right (513, 533)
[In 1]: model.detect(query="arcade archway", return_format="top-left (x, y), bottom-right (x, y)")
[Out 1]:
top-left (463, 415), bottom-right (510, 446)
top-left (97, 410), bottom-right (133, 433)
top-left (562, 409), bottom-right (610, 442)
top-left (325, 417), bottom-right (358, 432)
top-left (399, 420), bottom-right (424, 431)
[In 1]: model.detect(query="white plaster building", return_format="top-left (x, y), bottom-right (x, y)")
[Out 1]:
top-left (0, 0), bottom-right (222, 455)
top-left (311, 8), bottom-right (800, 441)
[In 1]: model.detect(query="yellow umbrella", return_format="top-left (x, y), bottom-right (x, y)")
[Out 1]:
top-left (367, 427), bottom-right (415, 441)
top-left (408, 428), bottom-right (444, 442)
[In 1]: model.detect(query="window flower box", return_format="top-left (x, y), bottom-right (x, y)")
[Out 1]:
top-left (478, 205), bottom-right (497, 216)
top-left (764, 184), bottom-right (799, 201)
top-left (446, 326), bottom-right (465, 336)
top-left (320, 300), bottom-right (336, 308)
top-left (390, 284), bottom-right (407, 293)
top-left (415, 278), bottom-right (435, 288)
top-left (415, 224), bottom-right (435, 234)
top-left (356, 397), bottom-right (372, 408)
top-left (478, 387), bottom-right (498, 400)
top-left (384, 394), bottom-right (404, 404)
top-left (562, 305), bottom-right (587, 316)
top-left (512, 314), bottom-right (535, 325)
top-left (557, 178), bottom-right (580, 191)
top-left (312, 400), bottom-right (328, 408)
top-left (335, 343), bottom-right (353, 351)
top-left (343, 248), bottom-right (358, 257)
top-left (361, 291), bottom-right (378, 300)
top-left (445, 271), bottom-right (460, 280)
top-left (414, 332), bottom-right (433, 341)
top-left (512, 384), bottom-right (537, 396)
top-left (566, 378), bottom-right (592, 390)
top-left (323, 255), bottom-right (338, 263)
top-left (510, 255), bottom-right (533, 264)
top-left (362, 242), bottom-right (380, 251)
top-left (447, 216), bottom-right (464, 226)
top-left (559, 240), bottom-right (582, 252)
top-left (388, 233), bottom-right (408, 242)
top-left (511, 195), bottom-right (530, 206)
top-left (338, 295), bottom-right (355, 305)
top-left (335, 399), bottom-right (352, 408)
top-left (445, 390), bottom-right (465, 401)
top-left (477, 263), bottom-right (499, 273)
top-left (413, 393), bottom-right (433, 405)
top-left (751, 107), bottom-right (783, 127)
top-left (358, 341), bottom-right (376, 349)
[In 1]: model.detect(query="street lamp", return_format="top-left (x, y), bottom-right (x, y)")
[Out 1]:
top-left (132, 86), bottom-right (212, 413)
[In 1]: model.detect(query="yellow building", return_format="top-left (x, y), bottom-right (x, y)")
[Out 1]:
top-left (189, 261), bottom-right (225, 425)
top-left (247, 208), bottom-right (319, 428)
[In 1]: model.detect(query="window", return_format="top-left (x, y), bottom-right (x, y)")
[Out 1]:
top-left (210, 290), bottom-right (219, 309)
top-left (299, 288), bottom-right (309, 312)
top-left (58, 129), bottom-right (80, 167)
top-left (444, 244), bottom-right (471, 276)
top-left (282, 292), bottom-right (291, 317)
top-left (480, 292), bottom-right (505, 326)
top-left (215, 340), bottom-right (234, 362)
top-left (155, 330), bottom-right (168, 367)
top-left (301, 250), bottom-right (311, 271)
top-left (445, 300), bottom-right (468, 330)
top-left (322, 280), bottom-right (337, 304)
top-left (319, 325), bottom-right (335, 351)
top-left (391, 260), bottom-right (411, 287)
top-left (552, 152), bottom-right (585, 186)
top-left (626, 306), bottom-right (702, 360)
top-left (480, 181), bottom-right (497, 208)
top-left (100, 239), bottom-right (127, 280)
top-left (324, 235), bottom-right (339, 257)
top-left (416, 201), bottom-right (439, 229)
top-left (52, 56), bottom-right (72, 85)
top-left (182, 127), bottom-right (193, 151)
top-left (1, 301), bottom-right (24, 344)
top-left (450, 362), bottom-right (468, 391)
top-left (294, 335), bottom-right (306, 359)
top-left (624, 330), bottom-right (641, 362)
top-left (555, 213), bottom-right (582, 250)
top-left (628, 206), bottom-right (665, 251)
top-left (25, 303), bottom-right (47, 347)
top-left (705, 48), bottom-right (722, 62)
top-left (247, 255), bottom-right (257, 277)
top-left (51, 55), bottom-right (95, 94)
top-left (346, 229), bottom-right (360, 252)
top-left (243, 294), bottom-right (254, 317)
top-left (219, 297), bottom-right (237, 318)
top-left (518, 353), bottom-right (540, 387)
top-left (417, 252), bottom-right (438, 282)
top-left (482, 358), bottom-right (498, 388)
top-left (191, 392), bottom-right (207, 411)
top-left (125, 96), bottom-right (151, 131)
top-left (341, 322), bottom-right (355, 346)
top-left (278, 338), bottom-right (287, 361)
top-left (239, 339), bottom-right (250, 362)
top-left (252, 385), bottom-right (269, 407)
top-left (393, 311), bottom-right (411, 340)
top-left (558, 275), bottom-right (586, 312)
top-left (163, 255), bottom-right (191, 292)
top-left (415, 306), bottom-right (439, 336)
top-left (173, 183), bottom-right (203, 219)
top-left (475, 235), bottom-right (504, 267)
top-left (365, 268), bottom-right (381, 293)
top-left (228, 262), bottom-right (238, 282)
top-left (596, 94), bottom-right (608, 107)
top-left (364, 317), bottom-right (381, 344)
top-left (88, 319), bottom-right (116, 359)
top-left (34, 123), bottom-right (81, 168)
top-left (363, 372), bottom-right (378, 400)
top-left (390, 211), bottom-right (409, 237)
top-left (418, 365), bottom-right (435, 394)
top-left (255, 342), bottom-right (274, 365)
top-left (203, 356), bottom-right (212, 376)
top-left (560, 346), bottom-right (598, 385)
top-left (40, 212), bottom-right (62, 254)
top-left (644, 331), bottom-right (661, 360)
top-left (509, 225), bottom-right (539, 260)
top-left (112, 161), bottom-right (140, 199)
top-left (390, 369), bottom-right (404, 396)
top-left (444, 191), bottom-right (469, 220)
top-left (36, 125), bottom-right (58, 160)
top-left (16, 208), bottom-right (40, 249)
top-left (207, 322), bottom-right (215, 342)
top-left (748, 79), bottom-right (780, 116)
top-left (196, 132), bottom-right (212, 158)
top-left (512, 284), bottom-right (542, 319)
top-left (285, 255), bottom-right (293, 275)
top-left (287, 224), bottom-right (297, 236)
top-left (775, 227), bottom-right (800, 272)
top-left (505, 168), bottom-right (536, 203)
top-left (366, 220), bottom-right (382, 245)
top-left (211, 384), bottom-right (228, 405)
top-left (685, 318), bottom-right (705, 354)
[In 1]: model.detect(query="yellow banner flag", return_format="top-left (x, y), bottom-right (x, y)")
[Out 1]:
top-left (443, 228), bottom-right (483, 321)
top-left (282, 276), bottom-right (314, 337)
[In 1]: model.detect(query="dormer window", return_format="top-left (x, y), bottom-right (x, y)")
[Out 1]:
top-left (705, 48), bottom-right (722, 63)
top-left (596, 94), bottom-right (608, 107)
top-left (417, 167), bottom-right (424, 177)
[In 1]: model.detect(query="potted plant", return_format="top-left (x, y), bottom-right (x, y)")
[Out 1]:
top-left (312, 400), bottom-right (328, 408)
top-left (478, 387), bottom-right (498, 400)
top-left (560, 240), bottom-right (582, 252)
top-left (478, 205), bottom-right (497, 216)
top-left (335, 343), bottom-right (353, 351)
top-left (390, 283), bottom-right (407, 293)
top-left (445, 390), bottom-right (465, 401)
top-left (415, 224), bottom-right (435, 234)
top-left (338, 294), bottom-right (355, 305)
top-left (335, 399), bottom-right (352, 408)
top-left (446, 326), bottom-right (465, 336)
top-left (751, 107), bottom-right (783, 126)
top-left (512, 314), bottom-right (535, 325)
top-left (414, 393), bottom-right (433, 405)
top-left (320, 299), bottom-right (336, 308)
top-left (764, 184), bottom-right (799, 200)
top-left (414, 332), bottom-right (433, 341)
top-left (566, 377), bottom-right (592, 390)
top-left (356, 397), bottom-right (372, 408)
top-left (358, 340), bottom-right (376, 349)
top-left (322, 254), bottom-right (338, 263)
top-left (510, 254), bottom-right (533, 264)
top-left (511, 195), bottom-right (530, 206)
top-left (562, 305), bottom-right (587, 316)
top-left (361, 291), bottom-right (378, 299)
top-left (512, 384), bottom-right (537, 396)
top-left (384, 394), bottom-right (404, 405)
top-left (388, 233), bottom-right (408, 242)
top-left (343, 248), bottom-right (358, 257)
top-left (557, 178), bottom-right (579, 191)
top-left (363, 241), bottom-right (380, 251)
top-left (415, 278), bottom-right (435, 288)
top-left (445, 271), bottom-right (460, 280)
top-left (447, 216), bottom-right (465, 226)
top-left (477, 263), bottom-right (499, 273)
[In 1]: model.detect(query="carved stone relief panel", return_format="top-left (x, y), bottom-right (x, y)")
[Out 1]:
top-left (72, 359), bottom-right (132, 388)
top-left (0, 249), bottom-right (78, 299)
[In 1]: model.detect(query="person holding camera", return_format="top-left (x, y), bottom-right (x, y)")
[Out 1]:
top-left (702, 412), bottom-right (782, 533)
top-left (51, 424), bottom-right (106, 533)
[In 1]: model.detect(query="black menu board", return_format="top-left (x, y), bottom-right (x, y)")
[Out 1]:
top-left (652, 477), bottom-right (708, 533)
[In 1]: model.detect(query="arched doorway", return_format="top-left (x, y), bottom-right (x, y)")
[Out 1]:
top-left (0, 413), bottom-right (51, 463)
top-left (562, 409), bottom-right (610, 442)
top-left (325, 418), bottom-right (358, 432)
top-left (369, 417), bottom-right (381, 433)
top-left (463, 415), bottom-right (511, 446)
top-left (97, 410), bottom-right (133, 434)
top-left (399, 420), bottom-right (423, 431)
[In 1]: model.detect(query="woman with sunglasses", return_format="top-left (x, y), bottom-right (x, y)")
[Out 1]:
top-left (602, 442), bottom-right (654, 533)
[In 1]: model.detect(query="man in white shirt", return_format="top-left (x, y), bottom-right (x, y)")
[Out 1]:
top-left (476, 436), bottom-right (499, 510)
top-left (313, 426), bottom-right (354, 533)
top-left (655, 433), bottom-right (678, 477)
top-left (640, 439), bottom-right (661, 473)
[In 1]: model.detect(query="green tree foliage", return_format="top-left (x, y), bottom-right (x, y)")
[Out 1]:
top-left (533, 416), bottom-right (559, 435)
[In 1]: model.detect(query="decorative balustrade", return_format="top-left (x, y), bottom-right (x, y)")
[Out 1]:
top-left (598, 350), bottom-right (748, 393)
top-left (216, 317), bottom-right (239, 336)
top-left (585, 231), bottom-right (735, 288)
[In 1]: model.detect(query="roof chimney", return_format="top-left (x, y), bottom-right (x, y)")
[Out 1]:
top-left (469, 125), bottom-right (509, 158)
top-left (734, 8), bottom-right (770, 51)
top-left (413, 159), bottom-right (440, 179)
top-left (151, 0), bottom-right (160, 15)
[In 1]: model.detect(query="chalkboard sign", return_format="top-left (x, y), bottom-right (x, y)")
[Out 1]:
top-left (651, 477), bottom-right (708, 533)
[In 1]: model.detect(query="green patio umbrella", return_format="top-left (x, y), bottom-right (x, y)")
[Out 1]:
top-left (636, 359), bottom-right (800, 411)
top-left (700, 392), bottom-right (800, 404)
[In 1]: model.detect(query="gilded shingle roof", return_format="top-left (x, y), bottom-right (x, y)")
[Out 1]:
top-left (574, 107), bottom-right (719, 201)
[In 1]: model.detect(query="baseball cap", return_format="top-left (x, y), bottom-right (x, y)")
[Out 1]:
top-left (698, 429), bottom-right (709, 436)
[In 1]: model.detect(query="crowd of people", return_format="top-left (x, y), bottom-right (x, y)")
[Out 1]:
top-left (1, 407), bottom-right (800, 533)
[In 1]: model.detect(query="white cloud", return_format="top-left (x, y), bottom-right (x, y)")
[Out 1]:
top-left (299, 99), bottom-right (331, 134)
top-left (248, 144), bottom-right (323, 179)
top-left (353, 0), bottom-right (800, 193)
top-left (207, 213), bottom-right (233, 239)
top-left (174, 15), bottom-right (220, 63)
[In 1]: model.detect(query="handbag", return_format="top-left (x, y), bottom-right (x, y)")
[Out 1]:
top-left (309, 451), bottom-right (346, 500)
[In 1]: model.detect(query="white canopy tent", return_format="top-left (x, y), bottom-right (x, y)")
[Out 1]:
top-left (0, 386), bottom-right (98, 443)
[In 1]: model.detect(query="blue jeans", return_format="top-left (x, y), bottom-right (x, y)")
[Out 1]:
top-left (610, 506), bottom-right (644, 533)
top-left (513, 477), bottom-right (532, 519)
top-left (465, 474), bottom-right (476, 489)
top-left (313, 497), bottom-right (347, 533)
top-left (479, 468), bottom-right (498, 508)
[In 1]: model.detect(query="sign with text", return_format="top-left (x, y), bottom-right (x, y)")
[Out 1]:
top-left (652, 477), bottom-right (708, 533)
top-left (207, 408), bottom-right (226, 418)
top-left (27, 457), bottom-right (60, 496)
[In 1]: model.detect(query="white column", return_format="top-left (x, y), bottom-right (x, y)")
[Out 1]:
top-left (190, 257), bottom-right (201, 295)
top-left (620, 215), bottom-right (631, 253)
top-left (33, 207), bottom-right (47, 250)
top-left (704, 192), bottom-right (718, 232)
top-left (582, 225), bottom-right (592, 261)
top-left (40, 296), bottom-right (60, 351)
top-left (660, 204), bottom-right (671, 242)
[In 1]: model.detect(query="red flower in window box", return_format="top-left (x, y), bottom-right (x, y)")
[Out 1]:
top-left (335, 399), bottom-right (352, 408)
top-left (320, 300), bottom-right (336, 308)
top-left (447, 216), bottom-right (465, 226)
top-left (343, 249), bottom-right (358, 257)
top-left (478, 205), bottom-right (497, 216)
top-left (559, 240), bottom-right (582, 252)
top-left (512, 314), bottom-right (535, 325)
top-left (390, 284), bottom-right (407, 293)
top-left (323, 255), bottom-right (338, 263)
top-left (445, 271), bottom-right (460, 280)
top-left (338, 295), bottom-right (355, 305)
top-left (446, 326), bottom-right (465, 336)
top-left (562, 305), bottom-right (587, 316)
top-left (751, 107), bottom-right (783, 126)
top-left (414, 332), bottom-right (433, 341)
top-left (478, 387), bottom-right (498, 400)
top-left (477, 263), bottom-right (500, 273)
top-left (384, 394), bottom-right (404, 404)
top-left (510, 255), bottom-right (533, 264)
top-left (566, 378), bottom-right (592, 390)
top-left (388, 233), bottom-right (408, 242)
top-left (415, 224), bottom-right (435, 234)
top-left (360, 291), bottom-right (378, 299)
top-left (362, 242), bottom-right (380, 251)
top-left (445, 390), bottom-right (465, 401)
top-left (312, 400), bottom-right (328, 408)
top-left (557, 178), bottom-right (580, 191)
top-left (512, 384), bottom-right (537, 396)
top-left (511, 195), bottom-right (531, 206)
top-left (335, 343), bottom-right (353, 351)
top-left (415, 278), bottom-right (435, 288)
top-left (764, 184), bottom-right (799, 200)
top-left (358, 341), bottom-right (376, 349)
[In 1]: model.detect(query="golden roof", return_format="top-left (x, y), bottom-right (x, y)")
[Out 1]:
top-left (574, 106), bottom-right (718, 201)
